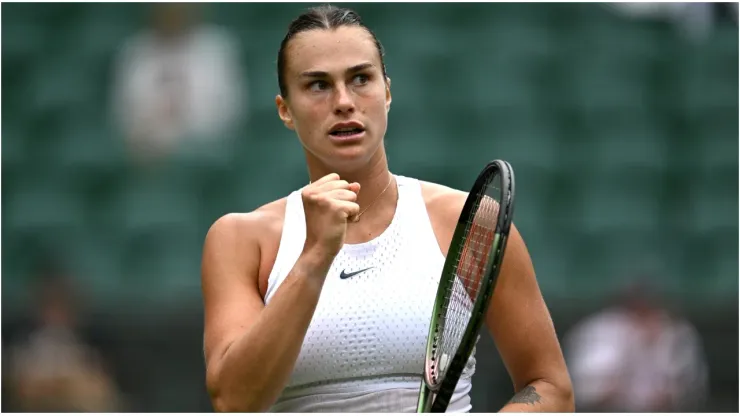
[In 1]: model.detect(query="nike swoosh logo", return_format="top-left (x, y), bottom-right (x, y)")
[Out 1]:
top-left (339, 267), bottom-right (374, 280)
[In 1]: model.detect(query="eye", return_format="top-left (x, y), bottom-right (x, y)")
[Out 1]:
top-left (308, 80), bottom-right (329, 92)
top-left (352, 73), bottom-right (370, 85)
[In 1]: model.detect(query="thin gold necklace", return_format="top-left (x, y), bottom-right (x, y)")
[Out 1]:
top-left (351, 174), bottom-right (394, 223)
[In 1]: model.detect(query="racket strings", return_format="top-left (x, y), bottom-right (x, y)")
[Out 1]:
top-left (430, 181), bottom-right (501, 384)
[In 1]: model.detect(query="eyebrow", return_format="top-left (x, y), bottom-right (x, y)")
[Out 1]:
top-left (300, 62), bottom-right (375, 79)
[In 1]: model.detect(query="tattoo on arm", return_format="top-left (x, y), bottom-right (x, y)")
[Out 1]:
top-left (508, 385), bottom-right (542, 405)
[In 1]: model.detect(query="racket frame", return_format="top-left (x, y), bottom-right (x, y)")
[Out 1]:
top-left (417, 159), bottom-right (515, 413)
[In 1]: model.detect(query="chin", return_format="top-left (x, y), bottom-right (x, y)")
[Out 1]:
top-left (328, 149), bottom-right (370, 169)
top-left (326, 143), bottom-right (380, 171)
top-left (303, 131), bottom-right (384, 171)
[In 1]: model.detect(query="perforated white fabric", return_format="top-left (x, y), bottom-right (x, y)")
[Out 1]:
top-left (264, 175), bottom-right (477, 413)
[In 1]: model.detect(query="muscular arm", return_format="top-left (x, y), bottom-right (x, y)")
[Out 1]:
top-left (485, 224), bottom-right (574, 412)
top-left (425, 184), bottom-right (574, 412)
top-left (201, 213), bottom-right (332, 412)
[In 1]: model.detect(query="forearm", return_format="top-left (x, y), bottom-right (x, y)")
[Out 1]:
top-left (210, 254), bottom-right (331, 412)
top-left (499, 379), bottom-right (574, 413)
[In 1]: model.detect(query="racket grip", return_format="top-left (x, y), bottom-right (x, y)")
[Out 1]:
top-left (430, 379), bottom-right (457, 413)
top-left (430, 387), bottom-right (452, 413)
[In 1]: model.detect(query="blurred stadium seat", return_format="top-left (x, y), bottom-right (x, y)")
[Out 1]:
top-left (2, 1), bottom-right (736, 314)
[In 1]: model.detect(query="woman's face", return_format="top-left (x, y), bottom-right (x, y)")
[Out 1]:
top-left (276, 25), bottom-right (392, 172)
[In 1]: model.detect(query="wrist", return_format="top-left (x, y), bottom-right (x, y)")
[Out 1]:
top-left (297, 246), bottom-right (335, 279)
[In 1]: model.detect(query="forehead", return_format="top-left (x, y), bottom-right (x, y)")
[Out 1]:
top-left (286, 26), bottom-right (381, 75)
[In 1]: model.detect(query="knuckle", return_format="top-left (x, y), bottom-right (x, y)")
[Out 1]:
top-left (317, 196), bottom-right (331, 207)
top-left (331, 204), bottom-right (346, 217)
top-left (306, 193), bottom-right (327, 207)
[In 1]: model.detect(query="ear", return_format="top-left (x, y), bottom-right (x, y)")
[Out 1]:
top-left (276, 95), bottom-right (295, 130)
top-left (385, 77), bottom-right (392, 112)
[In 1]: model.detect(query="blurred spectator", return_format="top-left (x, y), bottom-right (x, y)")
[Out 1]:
top-left (6, 265), bottom-right (124, 412)
top-left (563, 280), bottom-right (709, 412)
top-left (608, 2), bottom-right (738, 42)
top-left (111, 3), bottom-right (246, 164)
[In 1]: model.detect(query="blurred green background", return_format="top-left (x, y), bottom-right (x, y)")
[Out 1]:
top-left (2, 2), bottom-right (737, 412)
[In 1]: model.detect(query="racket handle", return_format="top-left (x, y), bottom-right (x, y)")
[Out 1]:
top-left (430, 394), bottom-right (450, 412)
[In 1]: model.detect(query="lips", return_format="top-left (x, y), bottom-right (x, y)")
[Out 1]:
top-left (329, 121), bottom-right (365, 138)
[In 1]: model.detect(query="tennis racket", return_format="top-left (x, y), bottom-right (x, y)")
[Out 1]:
top-left (417, 159), bottom-right (516, 413)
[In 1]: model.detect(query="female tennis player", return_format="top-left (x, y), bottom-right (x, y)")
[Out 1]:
top-left (201, 5), bottom-right (573, 413)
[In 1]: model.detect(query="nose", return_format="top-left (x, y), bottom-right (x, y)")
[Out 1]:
top-left (333, 84), bottom-right (355, 115)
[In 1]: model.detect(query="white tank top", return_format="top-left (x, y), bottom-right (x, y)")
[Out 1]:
top-left (264, 175), bottom-right (477, 413)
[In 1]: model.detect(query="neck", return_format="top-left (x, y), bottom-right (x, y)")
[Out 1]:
top-left (305, 146), bottom-right (396, 219)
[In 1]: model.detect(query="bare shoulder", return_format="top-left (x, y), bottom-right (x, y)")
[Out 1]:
top-left (418, 180), bottom-right (468, 257)
top-left (205, 198), bottom-right (288, 247)
top-left (202, 198), bottom-right (288, 297)
top-left (419, 180), bottom-right (468, 220)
